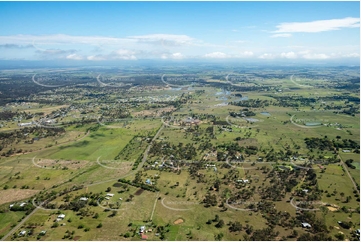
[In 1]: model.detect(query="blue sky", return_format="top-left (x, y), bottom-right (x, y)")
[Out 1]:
top-left (0, 1), bottom-right (359, 63)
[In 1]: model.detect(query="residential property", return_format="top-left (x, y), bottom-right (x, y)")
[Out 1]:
top-left (18, 122), bottom-right (32, 127)
top-left (145, 179), bottom-right (152, 185)
top-left (106, 193), bottom-right (114, 197)
top-left (19, 231), bottom-right (26, 236)
top-left (19, 202), bottom-right (27, 207)
top-left (79, 197), bottom-right (88, 201)
top-left (140, 225), bottom-right (146, 233)
top-left (57, 214), bottom-right (65, 219)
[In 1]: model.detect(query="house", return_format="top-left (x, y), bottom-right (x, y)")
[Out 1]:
top-left (342, 150), bottom-right (351, 153)
top-left (18, 122), bottom-right (32, 127)
top-left (57, 214), bottom-right (65, 219)
top-left (9, 204), bottom-right (14, 208)
top-left (119, 198), bottom-right (123, 200)
top-left (19, 231), bottom-right (27, 236)
top-left (79, 197), bottom-right (88, 201)
top-left (140, 226), bottom-right (146, 233)
top-left (106, 193), bottom-right (114, 197)
top-left (145, 179), bottom-right (152, 185)
top-left (302, 189), bottom-right (309, 193)
top-left (19, 202), bottom-right (27, 207)
top-left (301, 222), bottom-right (311, 228)
top-left (237, 179), bottom-right (249, 183)
top-left (39, 231), bottom-right (46, 235)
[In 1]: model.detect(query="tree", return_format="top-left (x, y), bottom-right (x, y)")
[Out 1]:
top-left (215, 219), bottom-right (225, 228)
top-left (106, 187), bottom-right (111, 192)
top-left (229, 221), bottom-right (242, 232)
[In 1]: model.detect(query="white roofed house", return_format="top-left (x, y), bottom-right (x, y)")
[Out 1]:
top-left (57, 214), bottom-right (65, 219)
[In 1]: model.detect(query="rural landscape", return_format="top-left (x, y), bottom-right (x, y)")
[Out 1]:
top-left (0, 65), bottom-right (359, 241)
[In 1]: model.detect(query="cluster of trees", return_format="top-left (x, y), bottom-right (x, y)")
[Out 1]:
top-left (118, 177), bottom-right (159, 192)
top-left (149, 141), bottom-right (197, 160)
top-left (229, 99), bottom-right (272, 108)
top-left (304, 136), bottom-right (359, 151)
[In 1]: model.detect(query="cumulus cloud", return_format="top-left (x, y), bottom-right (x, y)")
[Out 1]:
top-left (298, 50), bottom-right (330, 60)
top-left (274, 17), bottom-right (360, 33)
top-left (128, 34), bottom-right (196, 47)
top-left (160, 52), bottom-right (185, 59)
top-left (87, 49), bottom-right (137, 61)
top-left (204, 52), bottom-right (228, 58)
top-left (66, 54), bottom-right (84, 60)
top-left (258, 53), bottom-right (274, 59)
top-left (342, 53), bottom-right (360, 58)
top-left (280, 52), bottom-right (297, 59)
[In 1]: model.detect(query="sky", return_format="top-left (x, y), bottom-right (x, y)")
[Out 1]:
top-left (0, 1), bottom-right (359, 64)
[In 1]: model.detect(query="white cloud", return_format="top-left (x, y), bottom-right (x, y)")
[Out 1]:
top-left (87, 55), bottom-right (106, 61)
top-left (204, 52), bottom-right (229, 58)
top-left (258, 53), bottom-right (274, 59)
top-left (271, 33), bottom-right (292, 38)
top-left (128, 34), bottom-right (196, 47)
top-left (172, 52), bottom-right (184, 59)
top-left (342, 53), bottom-right (360, 58)
top-left (274, 17), bottom-right (360, 33)
top-left (280, 52), bottom-right (297, 59)
top-left (238, 51), bottom-right (254, 57)
top-left (66, 54), bottom-right (84, 60)
top-left (298, 50), bottom-right (330, 60)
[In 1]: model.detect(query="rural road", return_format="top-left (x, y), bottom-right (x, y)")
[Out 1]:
top-left (338, 154), bottom-right (360, 196)
top-left (1, 207), bottom-right (40, 241)
top-left (1, 124), bottom-right (165, 240)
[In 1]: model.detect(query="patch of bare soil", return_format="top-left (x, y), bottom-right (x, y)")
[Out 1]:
top-left (174, 218), bottom-right (184, 225)
top-left (37, 159), bottom-right (89, 170)
top-left (135, 189), bottom-right (144, 195)
top-left (0, 189), bottom-right (40, 205)
top-left (327, 206), bottom-right (338, 211)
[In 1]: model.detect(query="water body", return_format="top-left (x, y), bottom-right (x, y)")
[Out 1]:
top-left (305, 122), bottom-right (321, 126)
top-left (171, 87), bottom-right (182, 91)
top-left (244, 118), bottom-right (259, 122)
top-left (260, 112), bottom-right (271, 116)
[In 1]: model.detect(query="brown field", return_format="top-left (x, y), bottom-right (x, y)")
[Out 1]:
top-left (36, 159), bottom-right (89, 170)
top-left (0, 189), bottom-right (40, 205)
